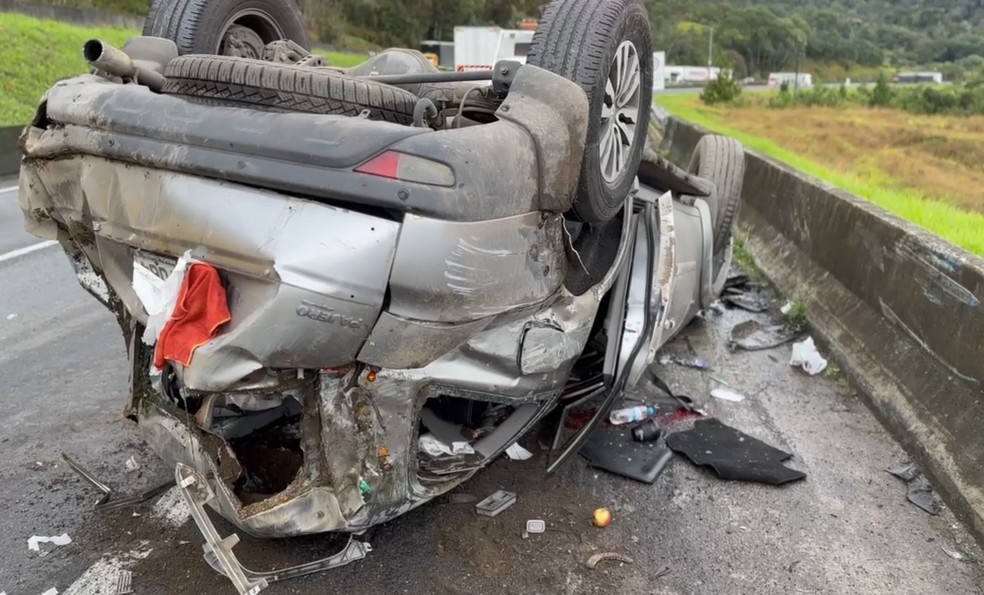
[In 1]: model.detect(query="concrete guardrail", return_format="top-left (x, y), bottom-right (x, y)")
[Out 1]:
top-left (0, 126), bottom-right (22, 178)
top-left (661, 116), bottom-right (984, 545)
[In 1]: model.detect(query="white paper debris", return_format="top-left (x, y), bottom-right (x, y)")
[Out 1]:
top-left (419, 434), bottom-right (461, 457)
top-left (5, 313), bottom-right (17, 321)
top-left (124, 456), bottom-right (140, 473)
top-left (28, 533), bottom-right (72, 552)
top-left (790, 337), bottom-right (828, 376)
top-left (137, 253), bottom-right (194, 346)
top-left (505, 443), bottom-right (534, 461)
top-left (41, 589), bottom-right (58, 595)
top-left (780, 301), bottom-right (793, 315)
top-left (710, 388), bottom-right (746, 403)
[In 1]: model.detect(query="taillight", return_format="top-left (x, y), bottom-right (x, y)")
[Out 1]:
top-left (355, 151), bottom-right (455, 187)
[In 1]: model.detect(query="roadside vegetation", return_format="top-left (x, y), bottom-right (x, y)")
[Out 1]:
top-left (657, 92), bottom-right (984, 256)
top-left (0, 13), bottom-right (132, 126)
top-left (0, 13), bottom-right (365, 126)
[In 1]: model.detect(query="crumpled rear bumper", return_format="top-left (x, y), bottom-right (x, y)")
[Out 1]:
top-left (17, 64), bottom-right (600, 537)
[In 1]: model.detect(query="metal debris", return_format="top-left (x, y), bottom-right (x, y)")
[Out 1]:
top-left (61, 453), bottom-right (174, 511)
top-left (585, 551), bottom-right (634, 569)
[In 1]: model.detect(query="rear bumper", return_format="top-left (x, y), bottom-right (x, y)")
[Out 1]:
top-left (17, 64), bottom-right (599, 537)
top-left (23, 63), bottom-right (588, 221)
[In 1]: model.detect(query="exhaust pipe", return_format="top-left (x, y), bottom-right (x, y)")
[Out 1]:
top-left (84, 39), bottom-right (165, 92)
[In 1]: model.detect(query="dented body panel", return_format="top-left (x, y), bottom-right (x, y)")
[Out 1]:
top-left (19, 52), bottom-right (723, 539)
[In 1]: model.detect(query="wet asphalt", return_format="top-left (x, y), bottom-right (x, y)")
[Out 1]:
top-left (1, 183), bottom-right (982, 594)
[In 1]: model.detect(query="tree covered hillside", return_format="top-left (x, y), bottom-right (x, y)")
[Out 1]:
top-left (31, 0), bottom-right (984, 79)
top-left (651, 0), bottom-right (984, 79)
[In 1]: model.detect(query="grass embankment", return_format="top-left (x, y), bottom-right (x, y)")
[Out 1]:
top-left (0, 13), bottom-right (132, 125)
top-left (0, 13), bottom-right (367, 125)
top-left (657, 93), bottom-right (984, 256)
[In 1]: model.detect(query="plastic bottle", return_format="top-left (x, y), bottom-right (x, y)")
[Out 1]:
top-left (608, 405), bottom-right (657, 425)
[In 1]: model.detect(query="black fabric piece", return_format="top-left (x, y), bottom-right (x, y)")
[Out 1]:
top-left (666, 418), bottom-right (807, 485)
top-left (580, 427), bottom-right (675, 484)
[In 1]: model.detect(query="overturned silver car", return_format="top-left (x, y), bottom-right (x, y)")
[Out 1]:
top-left (18, 0), bottom-right (744, 572)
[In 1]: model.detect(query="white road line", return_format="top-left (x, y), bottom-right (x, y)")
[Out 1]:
top-left (0, 240), bottom-right (57, 264)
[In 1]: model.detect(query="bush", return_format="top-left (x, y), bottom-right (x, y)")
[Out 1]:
top-left (869, 71), bottom-right (894, 107)
top-left (700, 72), bottom-right (742, 105)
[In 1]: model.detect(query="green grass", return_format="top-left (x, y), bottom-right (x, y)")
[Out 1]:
top-left (0, 13), bottom-right (135, 126)
top-left (311, 49), bottom-right (369, 68)
top-left (656, 94), bottom-right (984, 256)
top-left (0, 13), bottom-right (371, 125)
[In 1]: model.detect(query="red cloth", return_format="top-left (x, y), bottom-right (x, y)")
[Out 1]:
top-left (154, 262), bottom-right (231, 369)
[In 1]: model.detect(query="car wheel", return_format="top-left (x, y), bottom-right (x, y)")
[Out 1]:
top-left (688, 134), bottom-right (746, 292)
top-left (143, 0), bottom-right (309, 57)
top-left (161, 55), bottom-right (418, 124)
top-left (528, 0), bottom-right (653, 223)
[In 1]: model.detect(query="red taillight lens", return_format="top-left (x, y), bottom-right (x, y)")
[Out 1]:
top-left (355, 151), bottom-right (456, 187)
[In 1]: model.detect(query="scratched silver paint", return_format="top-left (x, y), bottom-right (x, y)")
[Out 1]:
top-left (17, 57), bottom-right (719, 537)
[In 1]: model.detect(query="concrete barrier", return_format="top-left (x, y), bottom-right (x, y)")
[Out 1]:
top-left (661, 116), bottom-right (984, 544)
top-left (0, 126), bottom-right (22, 178)
top-left (0, 0), bottom-right (144, 29)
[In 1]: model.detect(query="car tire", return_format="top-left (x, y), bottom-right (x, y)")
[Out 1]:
top-left (161, 55), bottom-right (419, 124)
top-left (528, 0), bottom-right (653, 223)
top-left (143, 0), bottom-right (309, 57)
top-left (688, 134), bottom-right (746, 293)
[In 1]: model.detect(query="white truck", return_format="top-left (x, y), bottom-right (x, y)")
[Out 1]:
top-left (453, 26), bottom-right (535, 72)
top-left (768, 72), bottom-right (813, 88)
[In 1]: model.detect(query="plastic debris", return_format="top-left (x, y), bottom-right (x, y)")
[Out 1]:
top-left (592, 507), bottom-right (612, 528)
top-left (941, 545), bottom-right (966, 562)
top-left (710, 388), bottom-right (746, 403)
top-left (505, 443), bottom-right (533, 461)
top-left (729, 320), bottom-right (799, 351)
top-left (476, 490), bottom-right (516, 517)
top-left (585, 551), bottom-right (633, 569)
top-left (124, 456), bottom-right (140, 473)
top-left (609, 405), bottom-right (657, 425)
top-left (630, 419), bottom-right (663, 442)
top-left (709, 375), bottom-right (730, 386)
top-left (526, 519), bottom-right (546, 534)
top-left (6, 313), bottom-right (17, 321)
top-left (789, 337), bottom-right (828, 375)
top-left (887, 462), bottom-right (942, 515)
top-left (41, 589), bottom-right (58, 595)
top-left (28, 534), bottom-right (72, 552)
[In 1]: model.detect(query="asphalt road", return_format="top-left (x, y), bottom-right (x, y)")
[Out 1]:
top-left (1, 181), bottom-right (982, 594)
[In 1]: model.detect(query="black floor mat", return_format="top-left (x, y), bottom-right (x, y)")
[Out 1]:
top-left (666, 418), bottom-right (807, 485)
